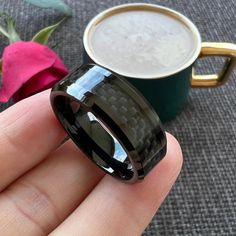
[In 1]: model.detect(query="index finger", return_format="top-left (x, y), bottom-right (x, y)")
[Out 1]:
top-left (0, 90), bottom-right (66, 191)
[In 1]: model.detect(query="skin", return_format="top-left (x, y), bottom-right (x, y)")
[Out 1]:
top-left (0, 90), bottom-right (183, 236)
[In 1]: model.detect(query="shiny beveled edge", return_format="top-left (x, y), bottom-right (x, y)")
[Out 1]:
top-left (83, 3), bottom-right (202, 79)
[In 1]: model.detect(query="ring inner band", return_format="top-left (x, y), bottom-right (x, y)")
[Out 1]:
top-left (54, 96), bottom-right (135, 180)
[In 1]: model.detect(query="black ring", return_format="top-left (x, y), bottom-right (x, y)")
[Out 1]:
top-left (50, 64), bottom-right (167, 183)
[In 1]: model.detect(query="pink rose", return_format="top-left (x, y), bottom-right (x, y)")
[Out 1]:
top-left (0, 41), bottom-right (69, 102)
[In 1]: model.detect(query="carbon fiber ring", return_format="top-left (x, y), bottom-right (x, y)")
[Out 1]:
top-left (50, 64), bottom-right (167, 183)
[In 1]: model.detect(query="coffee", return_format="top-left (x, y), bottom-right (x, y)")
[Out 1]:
top-left (83, 4), bottom-right (236, 121)
top-left (88, 10), bottom-right (196, 78)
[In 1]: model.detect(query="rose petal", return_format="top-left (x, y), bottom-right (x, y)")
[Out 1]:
top-left (13, 69), bottom-right (61, 101)
top-left (0, 41), bottom-right (68, 102)
top-left (13, 54), bottom-right (69, 101)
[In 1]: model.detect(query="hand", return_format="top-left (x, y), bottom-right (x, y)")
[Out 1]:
top-left (0, 90), bottom-right (182, 236)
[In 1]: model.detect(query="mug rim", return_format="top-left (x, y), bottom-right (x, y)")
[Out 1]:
top-left (83, 3), bottom-right (202, 79)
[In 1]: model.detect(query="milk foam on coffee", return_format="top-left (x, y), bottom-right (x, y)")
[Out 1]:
top-left (89, 10), bottom-right (196, 78)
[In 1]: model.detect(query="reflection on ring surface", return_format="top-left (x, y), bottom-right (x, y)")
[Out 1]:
top-left (77, 111), bottom-right (133, 176)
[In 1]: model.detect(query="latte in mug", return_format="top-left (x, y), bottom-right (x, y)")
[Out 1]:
top-left (86, 7), bottom-right (197, 78)
top-left (83, 4), bottom-right (236, 122)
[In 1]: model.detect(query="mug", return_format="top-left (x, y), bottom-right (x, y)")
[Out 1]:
top-left (83, 3), bottom-right (236, 122)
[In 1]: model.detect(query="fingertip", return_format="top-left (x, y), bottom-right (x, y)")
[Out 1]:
top-left (124, 131), bottom-right (183, 223)
top-left (142, 132), bottom-right (183, 183)
top-left (165, 132), bottom-right (183, 174)
top-left (124, 132), bottom-right (183, 233)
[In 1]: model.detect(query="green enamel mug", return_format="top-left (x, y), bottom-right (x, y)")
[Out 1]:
top-left (83, 3), bottom-right (236, 122)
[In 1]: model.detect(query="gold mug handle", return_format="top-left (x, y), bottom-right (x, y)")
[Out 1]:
top-left (191, 42), bottom-right (236, 87)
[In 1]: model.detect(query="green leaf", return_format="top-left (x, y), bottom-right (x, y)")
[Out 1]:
top-left (5, 16), bottom-right (21, 43)
top-left (25, 0), bottom-right (72, 16)
top-left (0, 25), bottom-right (10, 38)
top-left (0, 12), bottom-right (21, 43)
top-left (32, 18), bottom-right (65, 44)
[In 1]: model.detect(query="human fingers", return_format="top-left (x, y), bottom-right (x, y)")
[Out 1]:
top-left (51, 133), bottom-right (183, 236)
top-left (0, 140), bottom-right (104, 235)
top-left (0, 90), bottom-right (66, 191)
